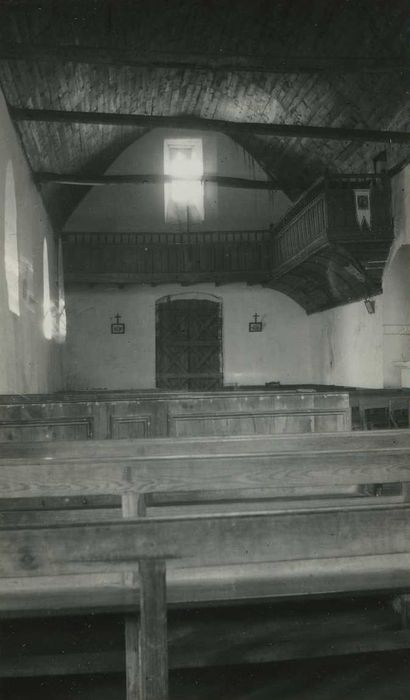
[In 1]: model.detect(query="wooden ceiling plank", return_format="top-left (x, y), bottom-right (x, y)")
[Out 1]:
top-left (10, 106), bottom-right (410, 143)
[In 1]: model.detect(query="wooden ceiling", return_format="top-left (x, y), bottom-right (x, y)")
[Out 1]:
top-left (0, 0), bottom-right (407, 313)
top-left (0, 0), bottom-right (408, 227)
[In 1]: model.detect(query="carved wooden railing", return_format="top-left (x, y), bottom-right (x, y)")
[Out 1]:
top-left (270, 174), bottom-right (392, 275)
top-left (63, 229), bottom-right (272, 284)
top-left (271, 191), bottom-right (328, 276)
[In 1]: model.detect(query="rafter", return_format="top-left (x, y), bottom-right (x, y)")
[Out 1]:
top-left (0, 45), bottom-right (407, 74)
top-left (10, 107), bottom-right (410, 143)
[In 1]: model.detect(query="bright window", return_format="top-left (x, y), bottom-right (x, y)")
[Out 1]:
top-left (42, 237), bottom-right (53, 340)
top-left (4, 160), bottom-right (20, 316)
top-left (164, 138), bottom-right (204, 223)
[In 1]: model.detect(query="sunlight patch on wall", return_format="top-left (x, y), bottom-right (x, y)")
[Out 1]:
top-left (57, 238), bottom-right (67, 342)
top-left (42, 237), bottom-right (53, 340)
top-left (4, 160), bottom-right (20, 316)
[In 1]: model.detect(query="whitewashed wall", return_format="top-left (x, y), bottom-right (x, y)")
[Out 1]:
top-left (0, 88), bottom-right (62, 394)
top-left (64, 284), bottom-right (311, 390)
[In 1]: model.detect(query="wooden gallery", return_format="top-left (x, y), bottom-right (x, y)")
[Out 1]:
top-left (0, 2), bottom-right (410, 698)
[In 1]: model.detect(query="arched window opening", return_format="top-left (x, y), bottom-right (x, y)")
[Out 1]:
top-left (56, 238), bottom-right (66, 342)
top-left (42, 237), bottom-right (54, 340)
top-left (4, 160), bottom-right (20, 316)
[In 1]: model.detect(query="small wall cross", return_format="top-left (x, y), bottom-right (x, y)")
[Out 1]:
top-left (249, 312), bottom-right (263, 333)
top-left (111, 312), bottom-right (126, 334)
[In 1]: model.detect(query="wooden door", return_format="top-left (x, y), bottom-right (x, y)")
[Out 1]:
top-left (156, 299), bottom-right (222, 390)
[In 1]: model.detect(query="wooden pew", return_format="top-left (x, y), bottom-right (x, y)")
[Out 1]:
top-left (2, 429), bottom-right (410, 500)
top-left (0, 388), bottom-right (351, 441)
top-left (5, 506), bottom-right (410, 578)
top-left (0, 427), bottom-right (406, 529)
top-left (0, 429), bottom-right (409, 615)
top-left (2, 429), bottom-right (410, 696)
top-left (2, 426), bottom-right (409, 460)
top-left (3, 503), bottom-right (410, 698)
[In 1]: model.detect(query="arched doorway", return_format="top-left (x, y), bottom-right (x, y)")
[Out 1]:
top-left (156, 294), bottom-right (223, 390)
top-left (383, 245), bottom-right (410, 387)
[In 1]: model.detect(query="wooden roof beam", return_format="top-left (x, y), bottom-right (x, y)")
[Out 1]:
top-left (34, 172), bottom-right (278, 190)
top-left (0, 45), bottom-right (407, 74)
top-left (9, 107), bottom-right (410, 144)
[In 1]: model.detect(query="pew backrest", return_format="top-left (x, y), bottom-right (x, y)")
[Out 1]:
top-left (0, 429), bottom-right (409, 527)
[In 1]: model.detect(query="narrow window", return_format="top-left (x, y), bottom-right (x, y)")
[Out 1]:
top-left (4, 160), bottom-right (20, 316)
top-left (164, 138), bottom-right (204, 224)
top-left (42, 237), bottom-right (53, 340)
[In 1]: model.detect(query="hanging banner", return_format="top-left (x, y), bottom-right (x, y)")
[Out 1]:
top-left (354, 189), bottom-right (371, 229)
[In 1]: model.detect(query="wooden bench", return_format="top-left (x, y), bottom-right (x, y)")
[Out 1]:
top-left (2, 429), bottom-right (410, 696)
top-left (1, 428), bottom-right (410, 612)
top-left (0, 429), bottom-right (407, 524)
top-left (3, 499), bottom-right (410, 697)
